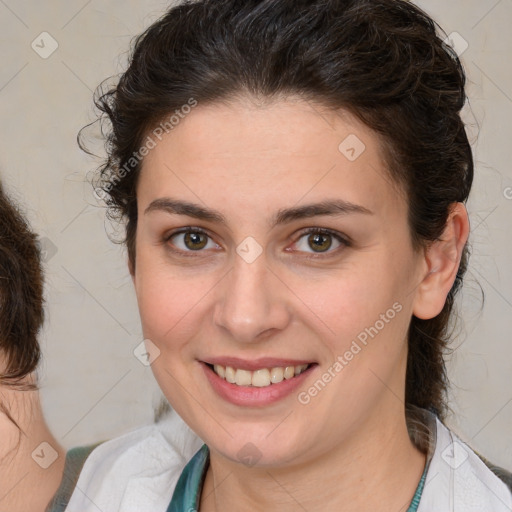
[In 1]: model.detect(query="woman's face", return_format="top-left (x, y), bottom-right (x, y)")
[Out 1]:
top-left (133, 97), bottom-right (428, 467)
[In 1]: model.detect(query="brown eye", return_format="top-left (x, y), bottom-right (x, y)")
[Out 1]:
top-left (167, 229), bottom-right (218, 253)
top-left (184, 231), bottom-right (208, 250)
top-left (307, 232), bottom-right (332, 252)
top-left (292, 229), bottom-right (348, 255)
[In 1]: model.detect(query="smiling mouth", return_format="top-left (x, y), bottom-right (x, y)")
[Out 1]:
top-left (207, 363), bottom-right (313, 388)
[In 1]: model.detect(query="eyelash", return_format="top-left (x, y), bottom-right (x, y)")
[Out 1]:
top-left (163, 226), bottom-right (351, 258)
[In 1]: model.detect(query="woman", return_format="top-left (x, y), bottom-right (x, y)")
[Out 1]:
top-left (0, 182), bottom-right (99, 512)
top-left (0, 182), bottom-right (66, 511)
top-left (67, 0), bottom-right (512, 510)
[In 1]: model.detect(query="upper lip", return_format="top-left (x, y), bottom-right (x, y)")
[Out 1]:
top-left (202, 357), bottom-right (315, 371)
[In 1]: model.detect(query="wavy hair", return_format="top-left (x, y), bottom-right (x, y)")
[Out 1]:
top-left (0, 182), bottom-right (43, 389)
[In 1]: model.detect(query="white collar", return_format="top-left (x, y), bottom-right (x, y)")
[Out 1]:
top-left (65, 408), bottom-right (512, 512)
top-left (414, 409), bottom-right (512, 511)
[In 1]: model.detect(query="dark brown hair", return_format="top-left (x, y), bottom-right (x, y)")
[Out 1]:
top-left (83, 0), bottom-right (473, 418)
top-left (0, 182), bottom-right (43, 388)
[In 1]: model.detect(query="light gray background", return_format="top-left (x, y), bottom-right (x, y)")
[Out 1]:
top-left (0, 1), bottom-right (510, 469)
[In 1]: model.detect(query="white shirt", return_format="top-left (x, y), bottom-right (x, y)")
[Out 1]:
top-left (64, 408), bottom-right (512, 512)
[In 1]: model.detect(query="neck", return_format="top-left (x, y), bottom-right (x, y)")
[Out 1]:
top-left (0, 377), bottom-right (65, 512)
top-left (200, 402), bottom-right (426, 512)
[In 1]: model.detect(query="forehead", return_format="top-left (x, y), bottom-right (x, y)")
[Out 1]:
top-left (138, 97), bottom-right (406, 223)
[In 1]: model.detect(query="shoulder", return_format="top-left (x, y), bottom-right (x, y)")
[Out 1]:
top-left (477, 454), bottom-right (512, 493)
top-left (46, 444), bottom-right (100, 512)
top-left (418, 412), bottom-right (512, 511)
top-left (63, 409), bottom-right (203, 512)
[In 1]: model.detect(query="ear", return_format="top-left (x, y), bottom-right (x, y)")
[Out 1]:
top-left (412, 202), bottom-right (470, 320)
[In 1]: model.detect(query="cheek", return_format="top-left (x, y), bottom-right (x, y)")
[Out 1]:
top-left (300, 268), bottom-right (381, 326)
top-left (134, 252), bottom-right (214, 352)
top-left (300, 260), bottom-right (411, 355)
top-left (134, 252), bottom-right (183, 341)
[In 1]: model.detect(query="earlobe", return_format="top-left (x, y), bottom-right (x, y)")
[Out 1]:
top-left (412, 203), bottom-right (470, 320)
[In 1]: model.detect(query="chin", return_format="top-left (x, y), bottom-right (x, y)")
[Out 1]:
top-left (204, 427), bottom-right (309, 469)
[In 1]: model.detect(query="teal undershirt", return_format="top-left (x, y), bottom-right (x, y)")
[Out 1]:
top-left (167, 444), bottom-right (427, 512)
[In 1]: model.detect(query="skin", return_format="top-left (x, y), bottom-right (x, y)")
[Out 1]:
top-left (132, 96), bottom-right (469, 511)
top-left (0, 372), bottom-right (66, 512)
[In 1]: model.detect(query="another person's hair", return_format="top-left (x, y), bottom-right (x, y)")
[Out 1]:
top-left (0, 182), bottom-right (43, 388)
top-left (83, 0), bottom-right (473, 418)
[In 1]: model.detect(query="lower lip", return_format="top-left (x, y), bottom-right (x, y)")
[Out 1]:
top-left (201, 363), bottom-right (316, 407)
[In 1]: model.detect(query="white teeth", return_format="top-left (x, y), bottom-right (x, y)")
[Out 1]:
top-left (270, 367), bottom-right (284, 384)
top-left (211, 363), bottom-right (309, 387)
top-left (284, 366), bottom-right (295, 379)
top-left (235, 369), bottom-right (252, 386)
top-left (252, 369), bottom-right (270, 387)
top-left (225, 366), bottom-right (236, 383)
top-left (214, 364), bottom-right (225, 378)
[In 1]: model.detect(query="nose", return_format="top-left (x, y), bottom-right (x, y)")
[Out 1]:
top-left (213, 252), bottom-right (291, 343)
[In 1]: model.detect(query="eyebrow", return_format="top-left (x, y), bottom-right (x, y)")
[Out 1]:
top-left (144, 198), bottom-right (373, 228)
